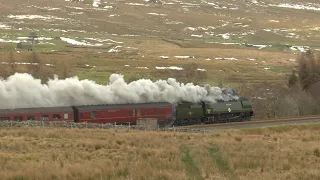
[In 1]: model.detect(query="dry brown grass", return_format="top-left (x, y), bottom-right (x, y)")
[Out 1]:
top-left (0, 123), bottom-right (319, 180)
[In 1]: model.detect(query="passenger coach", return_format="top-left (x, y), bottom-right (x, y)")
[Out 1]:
top-left (72, 102), bottom-right (174, 126)
top-left (0, 106), bottom-right (74, 122)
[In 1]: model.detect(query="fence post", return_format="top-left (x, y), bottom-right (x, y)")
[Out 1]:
top-left (128, 122), bottom-right (131, 130)
top-left (42, 121), bottom-right (44, 127)
top-left (158, 124), bottom-right (159, 131)
top-left (10, 121), bottom-right (12, 128)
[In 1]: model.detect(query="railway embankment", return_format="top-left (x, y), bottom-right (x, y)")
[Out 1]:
top-left (1, 115), bottom-right (320, 132)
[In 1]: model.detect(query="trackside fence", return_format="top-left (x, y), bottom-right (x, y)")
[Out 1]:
top-left (0, 121), bottom-right (213, 134)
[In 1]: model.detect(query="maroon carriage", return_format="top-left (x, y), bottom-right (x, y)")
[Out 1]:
top-left (0, 106), bottom-right (74, 122)
top-left (72, 102), bottom-right (174, 126)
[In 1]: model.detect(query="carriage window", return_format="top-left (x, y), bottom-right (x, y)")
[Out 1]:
top-left (14, 116), bottom-right (23, 121)
top-left (53, 114), bottom-right (62, 120)
top-left (63, 114), bottom-right (68, 120)
top-left (132, 110), bottom-right (135, 117)
top-left (91, 111), bottom-right (97, 119)
top-left (0, 117), bottom-right (10, 121)
top-left (41, 115), bottom-right (49, 120)
top-left (137, 109), bottom-right (141, 116)
top-left (27, 116), bottom-right (36, 120)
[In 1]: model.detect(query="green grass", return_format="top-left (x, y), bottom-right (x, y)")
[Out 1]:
top-left (79, 0), bottom-right (94, 5)
top-left (76, 70), bottom-right (112, 84)
top-left (76, 69), bottom-right (164, 84)
top-left (209, 144), bottom-right (234, 176)
top-left (34, 41), bottom-right (70, 52)
top-left (181, 145), bottom-right (202, 180)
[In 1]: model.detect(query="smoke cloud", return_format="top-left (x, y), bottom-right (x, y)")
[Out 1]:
top-left (0, 73), bottom-right (239, 109)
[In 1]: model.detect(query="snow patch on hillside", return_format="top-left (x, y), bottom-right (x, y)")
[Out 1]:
top-left (0, 38), bottom-right (22, 43)
top-left (27, 5), bottom-right (61, 11)
top-left (164, 20), bottom-right (183, 24)
top-left (147, 13), bottom-right (167, 16)
top-left (156, 66), bottom-right (183, 70)
top-left (93, 0), bottom-right (101, 7)
top-left (108, 46), bottom-right (122, 53)
top-left (175, 56), bottom-right (195, 59)
top-left (215, 57), bottom-right (239, 61)
top-left (191, 34), bottom-right (202, 37)
top-left (0, 23), bottom-right (11, 29)
top-left (85, 38), bottom-right (123, 44)
top-left (269, 3), bottom-right (320, 11)
top-left (290, 46), bottom-right (309, 52)
top-left (159, 56), bottom-right (169, 59)
top-left (60, 37), bottom-right (103, 46)
top-left (137, 67), bottom-right (148, 69)
top-left (17, 37), bottom-right (53, 41)
top-left (126, 3), bottom-right (149, 6)
top-left (185, 26), bottom-right (216, 31)
top-left (0, 62), bottom-right (55, 67)
top-left (66, 6), bottom-right (83, 10)
top-left (197, 68), bottom-right (206, 71)
top-left (7, 15), bottom-right (65, 20)
top-left (221, 33), bottom-right (230, 39)
top-left (44, 28), bottom-right (86, 33)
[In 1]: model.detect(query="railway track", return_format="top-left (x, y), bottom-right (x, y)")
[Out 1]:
top-left (181, 115), bottom-right (320, 129)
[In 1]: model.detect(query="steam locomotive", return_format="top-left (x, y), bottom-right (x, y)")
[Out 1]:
top-left (172, 97), bottom-right (254, 126)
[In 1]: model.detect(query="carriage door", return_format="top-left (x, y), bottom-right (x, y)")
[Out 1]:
top-left (132, 109), bottom-right (136, 121)
top-left (72, 107), bottom-right (79, 122)
top-left (132, 109), bottom-right (141, 120)
top-left (137, 109), bottom-right (141, 117)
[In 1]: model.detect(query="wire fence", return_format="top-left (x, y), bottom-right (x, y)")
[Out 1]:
top-left (0, 120), bottom-right (213, 133)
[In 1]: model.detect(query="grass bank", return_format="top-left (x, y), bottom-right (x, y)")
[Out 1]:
top-left (0, 123), bottom-right (319, 179)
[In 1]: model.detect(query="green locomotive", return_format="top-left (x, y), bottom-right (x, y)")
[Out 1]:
top-left (173, 97), bottom-right (254, 126)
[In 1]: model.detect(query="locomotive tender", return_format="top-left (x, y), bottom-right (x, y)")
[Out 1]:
top-left (0, 98), bottom-right (254, 127)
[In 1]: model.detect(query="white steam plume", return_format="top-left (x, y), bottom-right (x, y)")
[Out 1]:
top-left (0, 73), bottom-right (239, 109)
